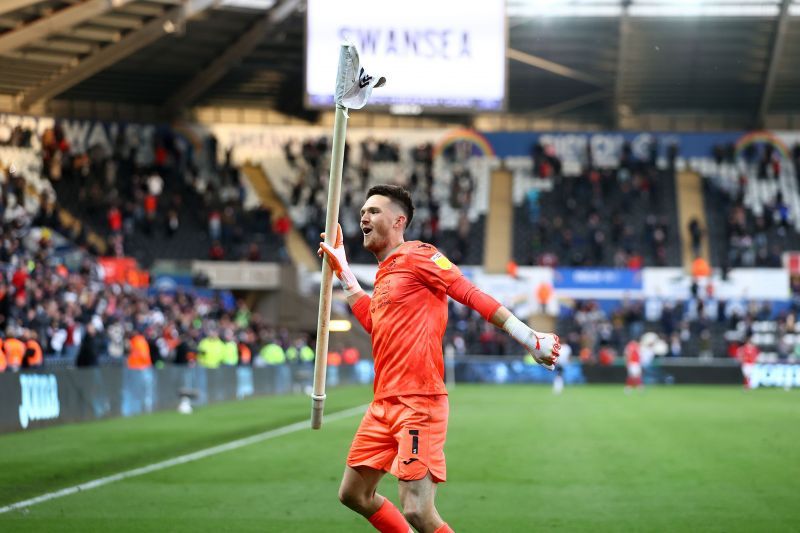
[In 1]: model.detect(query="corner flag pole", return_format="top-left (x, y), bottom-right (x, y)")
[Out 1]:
top-left (311, 43), bottom-right (385, 429)
top-left (311, 101), bottom-right (347, 430)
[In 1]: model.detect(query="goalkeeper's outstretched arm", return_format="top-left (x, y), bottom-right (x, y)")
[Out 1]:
top-left (446, 276), bottom-right (560, 368)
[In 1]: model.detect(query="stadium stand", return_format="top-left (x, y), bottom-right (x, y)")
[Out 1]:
top-left (7, 118), bottom-right (800, 373)
top-left (32, 124), bottom-right (283, 266)
top-left (266, 136), bottom-right (488, 265)
top-left (512, 141), bottom-right (681, 268)
top-left (0, 143), bottom-right (329, 371)
top-left (703, 143), bottom-right (800, 269)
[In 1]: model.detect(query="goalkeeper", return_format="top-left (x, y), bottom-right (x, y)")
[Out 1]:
top-left (320, 184), bottom-right (560, 533)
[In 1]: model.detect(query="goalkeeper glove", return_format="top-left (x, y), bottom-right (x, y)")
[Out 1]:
top-left (502, 315), bottom-right (560, 370)
top-left (319, 223), bottom-right (362, 298)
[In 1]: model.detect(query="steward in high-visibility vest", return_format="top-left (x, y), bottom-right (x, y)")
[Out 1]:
top-left (286, 344), bottom-right (298, 363)
top-left (259, 342), bottom-right (286, 365)
top-left (128, 334), bottom-right (152, 370)
top-left (221, 339), bottom-right (239, 366)
top-left (299, 345), bottom-right (314, 362)
top-left (197, 335), bottom-right (224, 368)
top-left (4, 337), bottom-right (26, 370)
top-left (287, 341), bottom-right (314, 363)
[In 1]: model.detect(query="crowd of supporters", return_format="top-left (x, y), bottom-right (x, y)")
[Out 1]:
top-left (0, 131), bottom-right (328, 372)
top-left (17, 122), bottom-right (279, 264)
top-left (517, 138), bottom-right (679, 268)
top-left (556, 294), bottom-right (793, 364)
top-left (0, 179), bottom-right (312, 372)
top-left (442, 280), bottom-right (800, 364)
top-left (281, 136), bottom-right (478, 264)
top-left (280, 136), bottom-right (678, 269)
top-left (5, 121), bottom-right (800, 369)
top-left (705, 141), bottom-right (800, 269)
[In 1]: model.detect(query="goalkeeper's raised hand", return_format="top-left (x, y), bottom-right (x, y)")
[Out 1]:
top-left (502, 315), bottom-right (560, 370)
top-left (319, 223), bottom-right (362, 297)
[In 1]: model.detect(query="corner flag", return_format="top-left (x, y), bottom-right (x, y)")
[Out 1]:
top-left (335, 43), bottom-right (386, 109)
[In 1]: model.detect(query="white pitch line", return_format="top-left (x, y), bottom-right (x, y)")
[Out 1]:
top-left (0, 404), bottom-right (367, 515)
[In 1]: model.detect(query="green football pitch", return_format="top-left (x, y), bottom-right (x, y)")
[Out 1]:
top-left (1, 385), bottom-right (798, 532)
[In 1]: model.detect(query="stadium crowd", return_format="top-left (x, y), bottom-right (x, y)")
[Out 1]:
top-left (281, 135), bottom-right (478, 264)
top-left (34, 123), bottom-right (279, 264)
top-left (443, 282), bottom-right (800, 364)
top-left (0, 142), bottom-right (333, 373)
top-left (705, 141), bottom-right (800, 269)
top-left (5, 121), bottom-right (800, 371)
top-left (517, 139), bottom-right (679, 268)
top-left (0, 204), bottom-right (321, 373)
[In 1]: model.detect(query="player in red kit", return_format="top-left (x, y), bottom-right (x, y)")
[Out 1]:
top-left (319, 185), bottom-right (560, 533)
top-left (736, 336), bottom-right (760, 389)
top-left (624, 339), bottom-right (643, 391)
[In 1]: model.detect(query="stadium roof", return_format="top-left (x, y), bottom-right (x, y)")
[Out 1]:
top-left (0, 0), bottom-right (798, 127)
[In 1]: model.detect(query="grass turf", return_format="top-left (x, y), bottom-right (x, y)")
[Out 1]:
top-left (0, 385), bottom-right (797, 532)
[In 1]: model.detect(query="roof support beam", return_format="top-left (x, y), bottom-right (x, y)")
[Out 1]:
top-left (613, 0), bottom-right (631, 128)
top-left (506, 47), bottom-right (608, 88)
top-left (18, 0), bottom-right (219, 109)
top-left (757, 0), bottom-right (791, 127)
top-left (0, 0), bottom-right (136, 55)
top-left (161, 0), bottom-right (301, 114)
top-left (0, 0), bottom-right (45, 17)
top-left (525, 91), bottom-right (611, 119)
top-left (66, 26), bottom-right (121, 42)
top-left (6, 49), bottom-right (76, 64)
top-left (35, 37), bottom-right (96, 54)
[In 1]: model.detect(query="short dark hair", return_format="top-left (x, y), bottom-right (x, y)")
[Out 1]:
top-left (366, 184), bottom-right (414, 227)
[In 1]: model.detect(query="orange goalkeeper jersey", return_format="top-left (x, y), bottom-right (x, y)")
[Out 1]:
top-left (356, 241), bottom-right (462, 400)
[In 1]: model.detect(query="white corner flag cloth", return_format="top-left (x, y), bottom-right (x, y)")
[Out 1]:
top-left (335, 43), bottom-right (386, 110)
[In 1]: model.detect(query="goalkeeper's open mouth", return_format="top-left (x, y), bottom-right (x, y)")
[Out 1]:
top-left (362, 227), bottom-right (373, 236)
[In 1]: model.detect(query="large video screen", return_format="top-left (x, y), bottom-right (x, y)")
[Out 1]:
top-left (305, 0), bottom-right (506, 112)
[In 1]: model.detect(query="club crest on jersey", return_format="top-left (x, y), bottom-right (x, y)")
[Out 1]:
top-left (430, 252), bottom-right (452, 270)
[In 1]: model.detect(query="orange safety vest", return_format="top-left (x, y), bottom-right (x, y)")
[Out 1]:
top-left (0, 348), bottom-right (6, 372)
top-left (327, 351), bottom-right (342, 367)
top-left (238, 343), bottom-right (252, 365)
top-left (506, 260), bottom-right (519, 277)
top-left (4, 338), bottom-right (25, 369)
top-left (691, 257), bottom-right (711, 278)
top-left (128, 334), bottom-right (152, 369)
top-left (537, 282), bottom-right (553, 306)
top-left (25, 340), bottom-right (43, 367)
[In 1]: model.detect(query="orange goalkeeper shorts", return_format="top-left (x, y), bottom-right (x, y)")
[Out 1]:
top-left (347, 394), bottom-right (449, 483)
